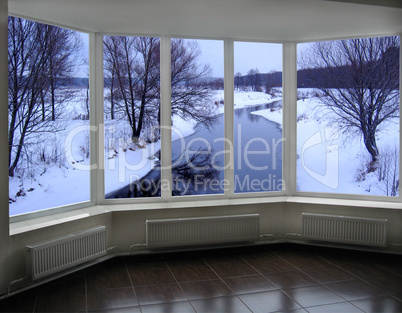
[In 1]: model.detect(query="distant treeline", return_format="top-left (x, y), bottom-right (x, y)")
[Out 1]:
top-left (62, 46), bottom-right (400, 91)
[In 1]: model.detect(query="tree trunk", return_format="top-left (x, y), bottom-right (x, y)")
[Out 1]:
top-left (110, 73), bottom-right (115, 120)
top-left (50, 65), bottom-right (56, 121)
top-left (40, 89), bottom-right (46, 121)
top-left (363, 130), bottom-right (379, 166)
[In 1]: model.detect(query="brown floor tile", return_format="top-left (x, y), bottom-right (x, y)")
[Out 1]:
top-left (191, 296), bottom-right (252, 313)
top-left (305, 301), bottom-right (364, 312)
top-left (0, 290), bottom-right (37, 313)
top-left (35, 287), bottom-right (86, 312)
top-left (210, 261), bottom-right (258, 278)
top-left (39, 272), bottom-right (86, 292)
top-left (324, 279), bottom-right (385, 301)
top-left (126, 259), bottom-right (167, 270)
top-left (314, 251), bottom-right (368, 267)
top-left (366, 253), bottom-right (402, 276)
top-left (302, 264), bottom-right (355, 283)
top-left (223, 275), bottom-right (278, 294)
top-left (128, 267), bottom-right (176, 286)
top-left (88, 307), bottom-right (141, 313)
top-left (246, 255), bottom-right (297, 273)
top-left (275, 251), bottom-right (330, 269)
top-left (340, 263), bottom-right (402, 296)
top-left (239, 290), bottom-right (302, 313)
top-left (141, 301), bottom-right (196, 313)
top-left (170, 265), bottom-right (218, 282)
top-left (264, 270), bottom-right (319, 289)
top-left (202, 253), bottom-right (243, 264)
top-left (165, 257), bottom-right (206, 268)
top-left (239, 250), bottom-right (277, 263)
top-left (283, 285), bottom-right (345, 307)
top-left (180, 279), bottom-right (234, 300)
top-left (87, 288), bottom-right (138, 311)
top-left (86, 263), bottom-right (131, 290)
top-left (351, 295), bottom-right (402, 313)
top-left (135, 283), bottom-right (187, 305)
top-left (2, 243), bottom-right (402, 313)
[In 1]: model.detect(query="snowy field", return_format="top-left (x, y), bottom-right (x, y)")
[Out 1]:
top-left (9, 87), bottom-right (399, 216)
top-left (295, 90), bottom-right (399, 196)
top-left (253, 89), bottom-right (399, 196)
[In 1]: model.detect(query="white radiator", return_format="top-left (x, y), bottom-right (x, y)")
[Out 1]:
top-left (302, 213), bottom-right (387, 247)
top-left (146, 214), bottom-right (260, 249)
top-left (26, 226), bottom-right (107, 280)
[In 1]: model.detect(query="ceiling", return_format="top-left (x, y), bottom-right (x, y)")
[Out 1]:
top-left (8, 0), bottom-right (402, 42)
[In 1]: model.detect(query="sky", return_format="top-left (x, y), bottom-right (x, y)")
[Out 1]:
top-left (78, 34), bottom-right (283, 78)
top-left (196, 39), bottom-right (283, 78)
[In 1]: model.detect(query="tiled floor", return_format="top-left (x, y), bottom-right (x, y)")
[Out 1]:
top-left (1, 243), bottom-right (402, 312)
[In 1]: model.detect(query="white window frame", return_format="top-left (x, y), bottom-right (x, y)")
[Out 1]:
top-left (294, 35), bottom-right (402, 203)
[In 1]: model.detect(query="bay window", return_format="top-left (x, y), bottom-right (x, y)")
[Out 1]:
top-left (7, 16), bottom-right (401, 220)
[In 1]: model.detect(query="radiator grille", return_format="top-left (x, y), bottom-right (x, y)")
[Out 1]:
top-left (146, 214), bottom-right (260, 248)
top-left (302, 213), bottom-right (387, 247)
top-left (26, 226), bottom-right (107, 280)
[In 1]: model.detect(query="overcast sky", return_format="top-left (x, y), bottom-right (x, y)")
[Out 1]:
top-left (196, 39), bottom-right (283, 78)
top-left (80, 35), bottom-right (283, 78)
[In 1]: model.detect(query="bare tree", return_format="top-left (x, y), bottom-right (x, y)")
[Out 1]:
top-left (39, 24), bottom-right (82, 121)
top-left (8, 17), bottom-right (84, 177)
top-left (8, 17), bottom-right (51, 177)
top-left (104, 37), bottom-right (216, 145)
top-left (234, 72), bottom-right (242, 91)
top-left (300, 37), bottom-right (400, 165)
top-left (104, 36), bottom-right (160, 143)
top-left (265, 70), bottom-right (277, 95)
top-left (247, 68), bottom-right (260, 91)
top-left (377, 146), bottom-right (399, 196)
top-left (171, 39), bottom-right (215, 127)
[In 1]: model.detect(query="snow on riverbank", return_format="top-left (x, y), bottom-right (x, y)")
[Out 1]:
top-left (212, 89), bottom-right (282, 115)
top-left (252, 89), bottom-right (399, 196)
top-left (296, 95), bottom-right (399, 196)
top-left (9, 88), bottom-right (399, 216)
top-left (251, 108), bottom-right (282, 126)
top-left (9, 118), bottom-right (91, 216)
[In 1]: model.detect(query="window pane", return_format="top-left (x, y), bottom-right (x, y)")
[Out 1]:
top-left (8, 17), bottom-right (90, 215)
top-left (104, 36), bottom-right (161, 198)
top-left (297, 36), bottom-right (400, 196)
top-left (234, 42), bottom-right (283, 193)
top-left (171, 39), bottom-right (224, 196)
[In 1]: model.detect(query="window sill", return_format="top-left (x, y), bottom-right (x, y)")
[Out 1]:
top-left (9, 206), bottom-right (111, 236)
top-left (9, 196), bottom-right (288, 235)
top-left (9, 195), bottom-right (402, 235)
top-left (286, 196), bottom-right (402, 210)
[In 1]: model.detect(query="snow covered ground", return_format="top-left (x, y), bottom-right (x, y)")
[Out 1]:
top-left (253, 89), bottom-right (399, 196)
top-left (9, 87), bottom-right (399, 216)
top-left (9, 119), bottom-right (91, 216)
top-left (295, 91), bottom-right (399, 196)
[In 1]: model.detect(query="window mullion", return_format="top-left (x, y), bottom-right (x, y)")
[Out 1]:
top-left (160, 36), bottom-right (172, 200)
top-left (282, 42), bottom-right (297, 196)
top-left (89, 32), bottom-right (105, 205)
top-left (224, 39), bottom-right (234, 198)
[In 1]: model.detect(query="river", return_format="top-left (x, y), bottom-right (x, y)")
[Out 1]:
top-left (106, 100), bottom-right (283, 198)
